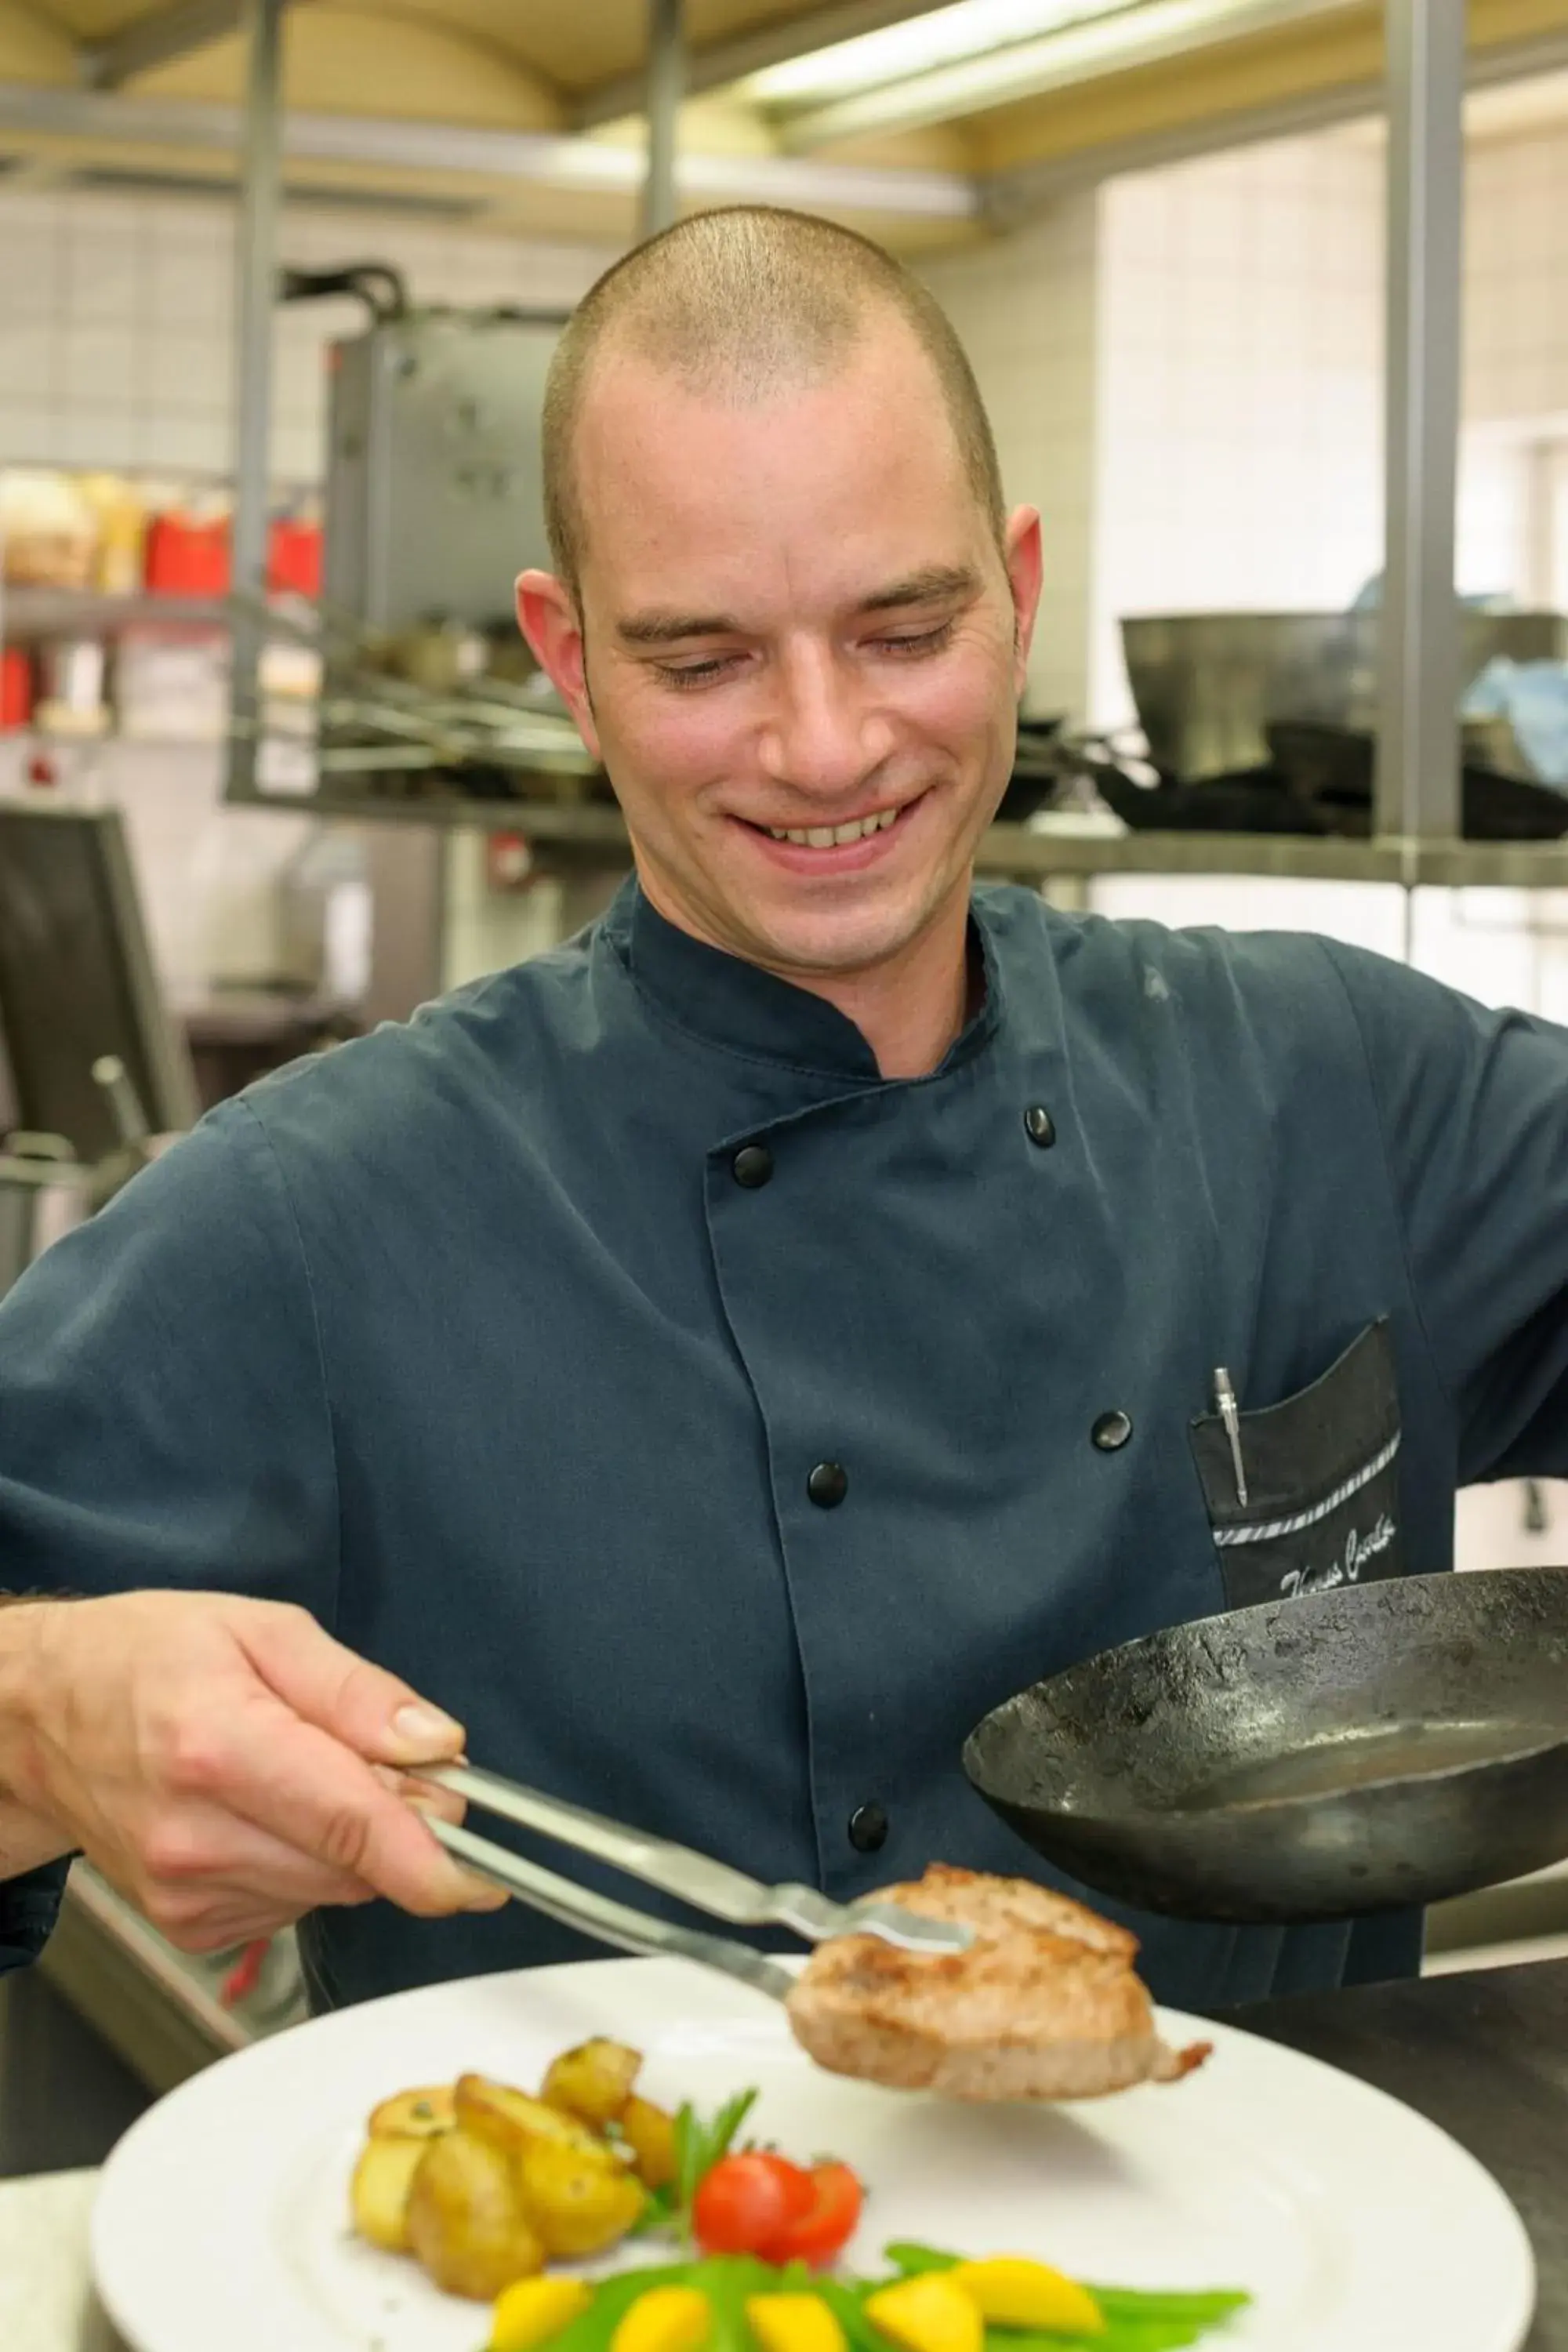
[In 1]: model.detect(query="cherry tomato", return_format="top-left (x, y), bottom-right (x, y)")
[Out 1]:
top-left (763, 2161), bottom-right (864, 2267)
top-left (692, 2152), bottom-right (813, 2256)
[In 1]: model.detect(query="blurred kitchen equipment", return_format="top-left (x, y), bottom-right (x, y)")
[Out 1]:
top-left (1260, 721), bottom-right (1568, 839)
top-left (0, 801), bottom-right (198, 1167)
top-left (34, 638), bottom-right (108, 738)
top-left (964, 1567), bottom-right (1568, 1924)
top-left (277, 826), bottom-right (373, 1000)
top-left (1122, 610), bottom-right (1568, 782)
top-left (0, 469), bottom-right (97, 589)
top-left (321, 303), bottom-right (564, 638)
top-left (114, 626), bottom-right (230, 742)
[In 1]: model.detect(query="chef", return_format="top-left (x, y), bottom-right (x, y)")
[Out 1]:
top-left (2, 205), bottom-right (1567, 2019)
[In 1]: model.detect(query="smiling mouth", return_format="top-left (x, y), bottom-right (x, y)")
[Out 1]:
top-left (744, 804), bottom-right (906, 848)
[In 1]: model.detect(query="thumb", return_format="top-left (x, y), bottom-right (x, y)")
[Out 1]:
top-left (239, 1603), bottom-right (467, 1768)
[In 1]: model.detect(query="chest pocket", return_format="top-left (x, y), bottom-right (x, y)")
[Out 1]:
top-left (1189, 1319), bottom-right (1404, 1611)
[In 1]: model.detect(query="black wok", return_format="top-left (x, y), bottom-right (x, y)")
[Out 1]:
top-left (962, 1568), bottom-right (1568, 1925)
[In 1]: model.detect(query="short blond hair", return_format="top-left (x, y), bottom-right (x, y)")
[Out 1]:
top-left (543, 205), bottom-right (1004, 601)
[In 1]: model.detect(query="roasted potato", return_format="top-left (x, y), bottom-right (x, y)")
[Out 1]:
top-left (368, 2085), bottom-right (458, 2140)
top-left (541, 2038), bottom-right (642, 2129)
top-left (517, 2133), bottom-right (647, 2259)
top-left (456, 2074), bottom-right (612, 2161)
top-left (618, 2094), bottom-right (678, 2192)
top-left (350, 2133), bottom-right (427, 2252)
top-left (405, 2127), bottom-right (546, 2302)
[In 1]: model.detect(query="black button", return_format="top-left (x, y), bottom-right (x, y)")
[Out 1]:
top-left (807, 1460), bottom-right (848, 1508)
top-left (731, 1144), bottom-right (774, 1189)
top-left (1091, 1410), bottom-right (1133, 1452)
top-left (1024, 1105), bottom-right (1056, 1149)
top-left (848, 1803), bottom-right (888, 1853)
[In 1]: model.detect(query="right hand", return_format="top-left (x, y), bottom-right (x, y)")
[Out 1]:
top-left (0, 1591), bottom-right (508, 1954)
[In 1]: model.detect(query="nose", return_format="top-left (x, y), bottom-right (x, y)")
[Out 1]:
top-left (757, 640), bottom-right (895, 802)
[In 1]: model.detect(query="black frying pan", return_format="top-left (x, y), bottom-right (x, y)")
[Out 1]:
top-left (961, 1568), bottom-right (1568, 1925)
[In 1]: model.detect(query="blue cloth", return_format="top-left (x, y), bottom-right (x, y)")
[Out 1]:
top-left (4, 880), bottom-right (1568, 2013)
top-left (1465, 656), bottom-right (1568, 788)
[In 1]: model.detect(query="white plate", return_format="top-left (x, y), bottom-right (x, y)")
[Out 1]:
top-left (92, 1956), bottom-right (1535, 2352)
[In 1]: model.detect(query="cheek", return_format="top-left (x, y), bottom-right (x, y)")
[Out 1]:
top-left (896, 652), bottom-right (1007, 754)
top-left (605, 682), bottom-right (747, 790)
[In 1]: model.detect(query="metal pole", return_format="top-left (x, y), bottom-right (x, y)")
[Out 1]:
top-left (229, 0), bottom-right (284, 758)
top-left (641, 0), bottom-right (684, 240)
top-left (1374, 0), bottom-right (1468, 844)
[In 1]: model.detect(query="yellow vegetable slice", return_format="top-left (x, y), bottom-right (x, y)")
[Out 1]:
top-left (865, 2274), bottom-right (985, 2352)
top-left (348, 2134), bottom-right (425, 2252)
top-left (746, 2292), bottom-right (849, 2352)
top-left (612, 2285), bottom-right (713, 2352)
top-left (490, 2275), bottom-right (596, 2352)
top-left (368, 2085), bottom-right (457, 2140)
top-left (949, 2259), bottom-right (1105, 2338)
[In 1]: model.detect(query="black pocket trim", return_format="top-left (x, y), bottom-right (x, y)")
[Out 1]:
top-left (1213, 1431), bottom-right (1402, 1548)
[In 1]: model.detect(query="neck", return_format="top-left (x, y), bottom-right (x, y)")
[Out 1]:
top-left (789, 894), bottom-right (974, 1078)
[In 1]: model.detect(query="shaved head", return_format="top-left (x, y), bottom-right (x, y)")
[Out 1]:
top-left (542, 204), bottom-right (1005, 604)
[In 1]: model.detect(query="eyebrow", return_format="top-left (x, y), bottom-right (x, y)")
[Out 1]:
top-left (855, 563), bottom-right (981, 615)
top-left (614, 564), bottom-right (982, 647)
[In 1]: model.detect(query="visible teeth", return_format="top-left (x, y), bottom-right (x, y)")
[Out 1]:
top-left (765, 808), bottom-right (901, 847)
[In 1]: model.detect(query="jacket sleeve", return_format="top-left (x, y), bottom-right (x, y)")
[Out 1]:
top-left (1323, 938), bottom-right (1568, 1483)
top-left (0, 1098), bottom-right (340, 1962)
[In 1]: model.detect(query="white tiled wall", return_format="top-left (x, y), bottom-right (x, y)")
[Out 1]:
top-left (0, 183), bottom-right (616, 485)
top-left (1467, 127), bottom-right (1568, 425)
top-left (1090, 135), bottom-right (1388, 728)
top-left (922, 194), bottom-right (1101, 724)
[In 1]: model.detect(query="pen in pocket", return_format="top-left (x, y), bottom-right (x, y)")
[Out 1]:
top-left (1214, 1366), bottom-right (1248, 1508)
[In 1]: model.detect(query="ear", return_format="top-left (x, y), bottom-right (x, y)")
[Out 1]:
top-left (516, 569), bottom-right (601, 760)
top-left (1003, 506), bottom-right (1044, 699)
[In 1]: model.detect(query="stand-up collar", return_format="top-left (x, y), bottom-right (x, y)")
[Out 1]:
top-left (602, 878), bottom-right (1003, 1083)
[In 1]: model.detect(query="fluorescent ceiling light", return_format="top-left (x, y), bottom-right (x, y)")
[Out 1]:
top-left (744, 0), bottom-right (1134, 107)
top-left (775, 0), bottom-right (1336, 143)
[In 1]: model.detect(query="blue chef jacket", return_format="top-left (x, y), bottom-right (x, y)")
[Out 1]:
top-left (2, 879), bottom-right (1568, 2015)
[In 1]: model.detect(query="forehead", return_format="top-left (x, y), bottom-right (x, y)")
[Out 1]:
top-left (570, 320), bottom-right (982, 604)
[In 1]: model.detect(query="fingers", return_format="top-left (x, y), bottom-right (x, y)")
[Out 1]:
top-left (209, 1697), bottom-right (508, 1917)
top-left (238, 1606), bottom-right (467, 1770)
top-left (100, 1770), bottom-right (498, 1953)
top-left (374, 1765), bottom-right (469, 1827)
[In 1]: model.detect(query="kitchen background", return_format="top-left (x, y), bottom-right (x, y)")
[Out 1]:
top-left (9, 98), bottom-right (1568, 987)
top-left (3, 19), bottom-right (1568, 2043)
top-left (7, 107), bottom-right (1568, 1532)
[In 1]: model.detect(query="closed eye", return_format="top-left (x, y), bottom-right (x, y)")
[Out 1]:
top-left (651, 615), bottom-right (958, 691)
top-left (870, 620), bottom-right (957, 658)
top-left (651, 652), bottom-right (747, 691)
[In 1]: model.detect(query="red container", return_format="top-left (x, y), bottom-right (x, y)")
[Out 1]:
top-left (267, 519), bottom-right (321, 598)
top-left (0, 647), bottom-right (33, 731)
top-left (144, 515), bottom-right (231, 596)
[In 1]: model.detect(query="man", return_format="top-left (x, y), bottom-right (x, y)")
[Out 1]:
top-left (1, 206), bottom-right (1566, 2019)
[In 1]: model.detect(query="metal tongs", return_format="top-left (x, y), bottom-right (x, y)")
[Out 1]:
top-left (416, 1762), bottom-right (972, 2003)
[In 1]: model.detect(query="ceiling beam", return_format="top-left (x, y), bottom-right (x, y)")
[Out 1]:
top-left (81, 0), bottom-right (264, 92)
top-left (0, 81), bottom-right (980, 217)
top-left (572, 0), bottom-right (954, 129)
top-left (984, 17), bottom-right (1568, 216)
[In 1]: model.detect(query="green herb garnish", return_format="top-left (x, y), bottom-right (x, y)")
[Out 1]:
top-left (630, 2088), bottom-right (761, 2241)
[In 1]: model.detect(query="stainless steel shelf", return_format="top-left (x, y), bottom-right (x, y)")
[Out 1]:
top-left (984, 828), bottom-right (1568, 888)
top-left (226, 781), bottom-right (1568, 890)
top-left (1, 589), bottom-right (232, 638)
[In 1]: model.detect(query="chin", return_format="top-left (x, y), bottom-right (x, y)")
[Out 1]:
top-left (744, 886), bottom-right (944, 978)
